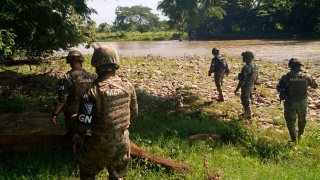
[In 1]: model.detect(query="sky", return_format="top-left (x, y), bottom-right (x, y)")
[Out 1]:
top-left (87, 0), bottom-right (167, 25)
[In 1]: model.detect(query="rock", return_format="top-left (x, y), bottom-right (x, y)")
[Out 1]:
top-left (154, 70), bottom-right (162, 75)
top-left (191, 85), bottom-right (199, 89)
top-left (309, 104), bottom-right (317, 110)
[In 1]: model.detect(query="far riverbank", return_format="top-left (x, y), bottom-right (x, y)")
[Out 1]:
top-left (67, 40), bottom-right (320, 62)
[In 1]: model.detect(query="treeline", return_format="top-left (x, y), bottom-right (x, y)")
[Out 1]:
top-left (97, 5), bottom-right (171, 33)
top-left (158, 0), bottom-right (320, 39)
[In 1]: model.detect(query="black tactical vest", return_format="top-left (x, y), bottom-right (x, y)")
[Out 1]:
top-left (286, 73), bottom-right (308, 100)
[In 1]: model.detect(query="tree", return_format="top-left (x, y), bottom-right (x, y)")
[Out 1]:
top-left (157, 0), bottom-right (226, 38)
top-left (113, 5), bottom-right (160, 32)
top-left (0, 0), bottom-right (96, 59)
top-left (97, 23), bottom-right (111, 33)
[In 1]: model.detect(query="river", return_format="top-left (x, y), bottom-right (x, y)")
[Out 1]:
top-left (69, 40), bottom-right (320, 62)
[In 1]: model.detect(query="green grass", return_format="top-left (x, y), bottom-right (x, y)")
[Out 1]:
top-left (95, 31), bottom-right (188, 41)
top-left (1, 55), bottom-right (320, 179)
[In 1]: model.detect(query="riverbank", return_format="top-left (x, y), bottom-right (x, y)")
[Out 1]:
top-left (95, 31), bottom-right (188, 41)
top-left (0, 55), bottom-right (320, 179)
top-left (95, 32), bottom-right (320, 42)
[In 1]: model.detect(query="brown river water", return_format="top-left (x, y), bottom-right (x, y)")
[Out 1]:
top-left (70, 40), bottom-right (320, 62)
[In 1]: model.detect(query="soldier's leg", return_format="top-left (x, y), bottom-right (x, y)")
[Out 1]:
top-left (214, 75), bottom-right (224, 101)
top-left (79, 158), bottom-right (103, 180)
top-left (297, 100), bottom-right (308, 139)
top-left (107, 130), bottom-right (131, 180)
top-left (77, 137), bottom-right (106, 180)
top-left (241, 89), bottom-right (251, 119)
top-left (284, 101), bottom-right (297, 143)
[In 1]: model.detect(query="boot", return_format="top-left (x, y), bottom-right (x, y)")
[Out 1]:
top-left (217, 93), bottom-right (224, 102)
top-left (244, 107), bottom-right (252, 120)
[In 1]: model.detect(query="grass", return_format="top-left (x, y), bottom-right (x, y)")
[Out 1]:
top-left (95, 31), bottom-right (188, 41)
top-left (0, 55), bottom-right (320, 179)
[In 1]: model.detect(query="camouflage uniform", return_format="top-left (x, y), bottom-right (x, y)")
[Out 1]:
top-left (57, 67), bottom-right (95, 133)
top-left (54, 50), bottom-right (95, 134)
top-left (208, 48), bottom-right (229, 101)
top-left (277, 58), bottom-right (318, 143)
top-left (235, 51), bottom-right (258, 119)
top-left (75, 45), bottom-right (138, 180)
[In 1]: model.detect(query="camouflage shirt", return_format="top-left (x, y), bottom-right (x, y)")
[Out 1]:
top-left (209, 55), bottom-right (229, 75)
top-left (57, 67), bottom-right (95, 116)
top-left (238, 62), bottom-right (258, 89)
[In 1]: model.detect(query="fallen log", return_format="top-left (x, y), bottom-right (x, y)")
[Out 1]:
top-left (0, 134), bottom-right (192, 173)
top-left (130, 142), bottom-right (192, 173)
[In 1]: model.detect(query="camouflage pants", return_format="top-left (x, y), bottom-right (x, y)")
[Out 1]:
top-left (241, 86), bottom-right (253, 109)
top-left (214, 74), bottom-right (224, 94)
top-left (76, 129), bottom-right (130, 180)
top-left (284, 99), bottom-right (308, 142)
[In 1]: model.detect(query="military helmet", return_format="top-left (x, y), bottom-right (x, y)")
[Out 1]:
top-left (66, 50), bottom-right (84, 63)
top-left (241, 51), bottom-right (254, 61)
top-left (212, 48), bottom-right (219, 55)
top-left (288, 58), bottom-right (303, 68)
top-left (91, 45), bottom-right (120, 67)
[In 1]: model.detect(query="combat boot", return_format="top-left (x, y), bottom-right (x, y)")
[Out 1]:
top-left (298, 131), bottom-right (304, 142)
top-left (217, 93), bottom-right (224, 102)
top-left (244, 108), bottom-right (252, 119)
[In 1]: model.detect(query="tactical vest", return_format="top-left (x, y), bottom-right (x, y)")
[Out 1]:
top-left (245, 63), bottom-right (258, 84)
top-left (211, 56), bottom-right (227, 74)
top-left (92, 79), bottom-right (131, 133)
top-left (285, 73), bottom-right (308, 100)
top-left (65, 69), bottom-right (94, 115)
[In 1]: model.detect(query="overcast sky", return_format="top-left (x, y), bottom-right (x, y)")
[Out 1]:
top-left (87, 0), bottom-right (167, 25)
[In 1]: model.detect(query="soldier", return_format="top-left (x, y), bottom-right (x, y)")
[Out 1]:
top-left (208, 48), bottom-right (229, 102)
top-left (74, 45), bottom-right (138, 180)
top-left (277, 58), bottom-right (318, 144)
top-left (50, 50), bottom-right (95, 136)
top-left (234, 51), bottom-right (258, 119)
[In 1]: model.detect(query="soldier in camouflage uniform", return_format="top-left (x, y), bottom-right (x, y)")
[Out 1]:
top-left (277, 58), bottom-right (318, 144)
top-left (208, 48), bottom-right (230, 102)
top-left (234, 51), bottom-right (258, 119)
top-left (74, 45), bottom-right (138, 180)
top-left (50, 50), bottom-right (95, 135)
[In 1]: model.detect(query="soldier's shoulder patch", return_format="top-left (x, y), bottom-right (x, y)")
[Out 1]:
top-left (78, 100), bottom-right (95, 124)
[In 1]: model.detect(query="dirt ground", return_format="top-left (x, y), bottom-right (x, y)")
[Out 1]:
top-left (0, 112), bottom-right (66, 135)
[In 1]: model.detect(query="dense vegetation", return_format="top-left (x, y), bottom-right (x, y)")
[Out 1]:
top-left (95, 31), bottom-right (187, 41)
top-left (1, 55), bottom-right (320, 179)
top-left (0, 0), bottom-right (95, 59)
top-left (158, 0), bottom-right (320, 39)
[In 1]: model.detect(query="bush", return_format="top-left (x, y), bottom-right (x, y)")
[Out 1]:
top-left (0, 92), bottom-right (30, 113)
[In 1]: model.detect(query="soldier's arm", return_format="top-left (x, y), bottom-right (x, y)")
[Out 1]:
top-left (208, 58), bottom-right (215, 76)
top-left (130, 85), bottom-right (138, 122)
top-left (235, 66), bottom-right (248, 93)
top-left (276, 75), bottom-right (286, 92)
top-left (307, 75), bottom-right (318, 89)
top-left (50, 77), bottom-right (71, 125)
top-left (225, 60), bottom-right (230, 75)
top-left (74, 88), bottom-right (97, 135)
